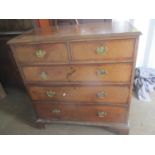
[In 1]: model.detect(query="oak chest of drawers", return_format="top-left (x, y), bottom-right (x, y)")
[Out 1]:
top-left (8, 22), bottom-right (141, 134)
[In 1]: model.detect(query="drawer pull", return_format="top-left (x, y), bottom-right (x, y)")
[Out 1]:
top-left (97, 68), bottom-right (108, 76)
top-left (96, 91), bottom-right (107, 98)
top-left (40, 72), bottom-right (48, 80)
top-left (52, 109), bottom-right (61, 114)
top-left (96, 46), bottom-right (107, 55)
top-left (35, 49), bottom-right (46, 58)
top-left (46, 90), bottom-right (56, 97)
top-left (97, 111), bottom-right (107, 117)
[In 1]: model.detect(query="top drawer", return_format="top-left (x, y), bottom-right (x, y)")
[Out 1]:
top-left (13, 43), bottom-right (68, 64)
top-left (70, 39), bottom-right (135, 62)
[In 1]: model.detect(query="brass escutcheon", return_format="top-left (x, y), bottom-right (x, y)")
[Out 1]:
top-left (97, 111), bottom-right (108, 117)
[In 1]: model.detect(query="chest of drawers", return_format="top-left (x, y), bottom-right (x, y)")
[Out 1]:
top-left (8, 22), bottom-right (141, 134)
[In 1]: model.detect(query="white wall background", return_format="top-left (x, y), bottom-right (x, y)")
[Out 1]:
top-left (114, 19), bottom-right (155, 68)
top-left (131, 19), bottom-right (155, 68)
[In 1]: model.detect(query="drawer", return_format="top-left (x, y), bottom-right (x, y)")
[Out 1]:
top-left (23, 63), bottom-right (132, 83)
top-left (70, 39), bottom-right (135, 61)
top-left (28, 85), bottom-right (130, 104)
top-left (14, 43), bottom-right (68, 63)
top-left (35, 103), bottom-right (128, 123)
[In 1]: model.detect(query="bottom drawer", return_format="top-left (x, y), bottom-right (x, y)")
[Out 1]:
top-left (35, 103), bottom-right (128, 123)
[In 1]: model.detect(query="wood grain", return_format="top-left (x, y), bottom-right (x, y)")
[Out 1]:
top-left (8, 22), bottom-right (141, 44)
top-left (35, 103), bottom-right (128, 123)
top-left (14, 43), bottom-right (68, 63)
top-left (71, 39), bottom-right (135, 61)
top-left (22, 63), bottom-right (132, 83)
top-left (28, 85), bottom-right (130, 104)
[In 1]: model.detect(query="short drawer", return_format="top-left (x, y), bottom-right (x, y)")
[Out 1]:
top-left (28, 85), bottom-right (130, 104)
top-left (70, 39), bottom-right (135, 61)
top-left (35, 103), bottom-right (128, 123)
top-left (23, 63), bottom-right (132, 83)
top-left (14, 43), bottom-right (68, 63)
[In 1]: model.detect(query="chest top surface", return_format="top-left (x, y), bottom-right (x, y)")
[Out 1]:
top-left (8, 21), bottom-right (141, 44)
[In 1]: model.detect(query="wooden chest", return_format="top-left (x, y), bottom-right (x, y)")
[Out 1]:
top-left (8, 22), bottom-right (141, 134)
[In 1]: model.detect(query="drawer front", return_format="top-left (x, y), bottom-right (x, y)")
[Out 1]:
top-left (70, 39), bottom-right (135, 61)
top-left (28, 85), bottom-right (129, 104)
top-left (35, 103), bottom-right (128, 123)
top-left (23, 63), bottom-right (132, 83)
top-left (14, 43), bottom-right (68, 63)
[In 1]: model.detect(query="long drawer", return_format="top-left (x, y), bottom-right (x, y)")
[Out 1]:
top-left (70, 39), bottom-right (135, 61)
top-left (28, 85), bottom-right (130, 104)
top-left (23, 63), bottom-right (132, 83)
top-left (13, 43), bottom-right (68, 64)
top-left (35, 103), bottom-right (128, 123)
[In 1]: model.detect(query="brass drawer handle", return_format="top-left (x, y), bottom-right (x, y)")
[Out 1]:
top-left (52, 109), bottom-right (61, 114)
top-left (96, 91), bottom-right (107, 98)
top-left (40, 72), bottom-right (48, 80)
top-left (96, 46), bottom-right (107, 55)
top-left (97, 111), bottom-right (107, 117)
top-left (46, 90), bottom-right (56, 97)
top-left (35, 49), bottom-right (46, 58)
top-left (96, 68), bottom-right (108, 76)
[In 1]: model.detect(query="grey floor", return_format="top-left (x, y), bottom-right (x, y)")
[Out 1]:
top-left (0, 87), bottom-right (155, 135)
